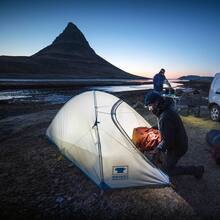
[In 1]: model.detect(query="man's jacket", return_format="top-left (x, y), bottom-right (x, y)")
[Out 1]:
top-left (156, 98), bottom-right (188, 157)
top-left (153, 73), bottom-right (166, 92)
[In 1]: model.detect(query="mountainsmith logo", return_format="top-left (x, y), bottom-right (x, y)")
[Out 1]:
top-left (112, 166), bottom-right (128, 180)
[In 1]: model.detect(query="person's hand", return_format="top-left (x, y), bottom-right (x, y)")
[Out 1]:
top-left (151, 148), bottom-right (161, 162)
top-left (152, 147), bottom-right (160, 153)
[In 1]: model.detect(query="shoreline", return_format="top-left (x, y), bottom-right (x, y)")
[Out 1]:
top-left (0, 77), bottom-right (188, 89)
top-left (0, 90), bottom-right (147, 120)
top-left (0, 79), bottom-right (152, 89)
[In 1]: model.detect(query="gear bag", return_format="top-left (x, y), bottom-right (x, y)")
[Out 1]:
top-left (132, 127), bottom-right (161, 153)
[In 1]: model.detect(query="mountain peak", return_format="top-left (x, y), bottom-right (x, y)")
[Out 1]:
top-left (0, 22), bottom-right (142, 79)
top-left (66, 22), bottom-right (76, 30)
top-left (52, 22), bottom-right (89, 46)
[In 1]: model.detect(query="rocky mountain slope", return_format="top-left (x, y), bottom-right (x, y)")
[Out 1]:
top-left (0, 22), bottom-right (144, 79)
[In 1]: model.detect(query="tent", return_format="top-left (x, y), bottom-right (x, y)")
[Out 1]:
top-left (46, 90), bottom-right (170, 189)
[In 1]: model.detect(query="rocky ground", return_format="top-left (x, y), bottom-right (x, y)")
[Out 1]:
top-left (0, 90), bottom-right (220, 219)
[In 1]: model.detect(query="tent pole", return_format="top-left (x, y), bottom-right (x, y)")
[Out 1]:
top-left (93, 91), bottom-right (105, 185)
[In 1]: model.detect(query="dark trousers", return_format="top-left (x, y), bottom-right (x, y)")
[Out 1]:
top-left (164, 152), bottom-right (197, 177)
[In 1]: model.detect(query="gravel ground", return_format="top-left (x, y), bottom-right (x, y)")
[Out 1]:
top-left (0, 91), bottom-right (219, 219)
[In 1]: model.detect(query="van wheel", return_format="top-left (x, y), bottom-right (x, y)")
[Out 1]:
top-left (210, 105), bottom-right (220, 121)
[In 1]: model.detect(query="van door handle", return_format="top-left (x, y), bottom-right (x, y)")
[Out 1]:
top-left (216, 91), bottom-right (220, 94)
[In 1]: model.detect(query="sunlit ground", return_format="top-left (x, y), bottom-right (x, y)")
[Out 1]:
top-left (181, 115), bottom-right (220, 130)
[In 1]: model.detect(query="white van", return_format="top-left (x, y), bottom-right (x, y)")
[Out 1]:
top-left (209, 73), bottom-right (220, 121)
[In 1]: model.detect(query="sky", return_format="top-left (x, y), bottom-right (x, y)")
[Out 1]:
top-left (0, 0), bottom-right (220, 79)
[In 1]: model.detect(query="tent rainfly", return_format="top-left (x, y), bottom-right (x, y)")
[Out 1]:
top-left (46, 90), bottom-right (170, 189)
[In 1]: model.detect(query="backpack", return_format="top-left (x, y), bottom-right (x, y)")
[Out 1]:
top-left (206, 129), bottom-right (220, 165)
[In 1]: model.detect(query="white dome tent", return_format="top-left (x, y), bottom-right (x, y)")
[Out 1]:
top-left (46, 90), bottom-right (170, 189)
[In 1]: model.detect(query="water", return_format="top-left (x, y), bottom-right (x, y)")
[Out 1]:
top-left (92, 82), bottom-right (182, 92)
top-left (0, 80), bottom-right (183, 104)
top-left (0, 89), bottom-right (75, 104)
top-left (0, 78), bottom-right (153, 82)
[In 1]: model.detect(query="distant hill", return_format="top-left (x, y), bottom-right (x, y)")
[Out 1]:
top-left (0, 22), bottom-right (146, 80)
top-left (178, 75), bottom-right (213, 82)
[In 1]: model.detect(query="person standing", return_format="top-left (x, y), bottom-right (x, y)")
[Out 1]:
top-left (144, 91), bottom-right (204, 178)
top-left (153, 68), bottom-right (171, 93)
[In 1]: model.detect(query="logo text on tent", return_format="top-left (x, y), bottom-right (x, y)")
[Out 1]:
top-left (112, 166), bottom-right (128, 180)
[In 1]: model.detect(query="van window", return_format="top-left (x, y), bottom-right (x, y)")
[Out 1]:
top-left (213, 77), bottom-right (220, 92)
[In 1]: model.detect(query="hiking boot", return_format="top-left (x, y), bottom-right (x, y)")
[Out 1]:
top-left (194, 166), bottom-right (204, 179)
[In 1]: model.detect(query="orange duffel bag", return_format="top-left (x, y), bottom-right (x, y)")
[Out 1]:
top-left (132, 127), bottom-right (161, 153)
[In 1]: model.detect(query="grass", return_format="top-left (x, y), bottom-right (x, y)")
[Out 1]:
top-left (181, 115), bottom-right (220, 130)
